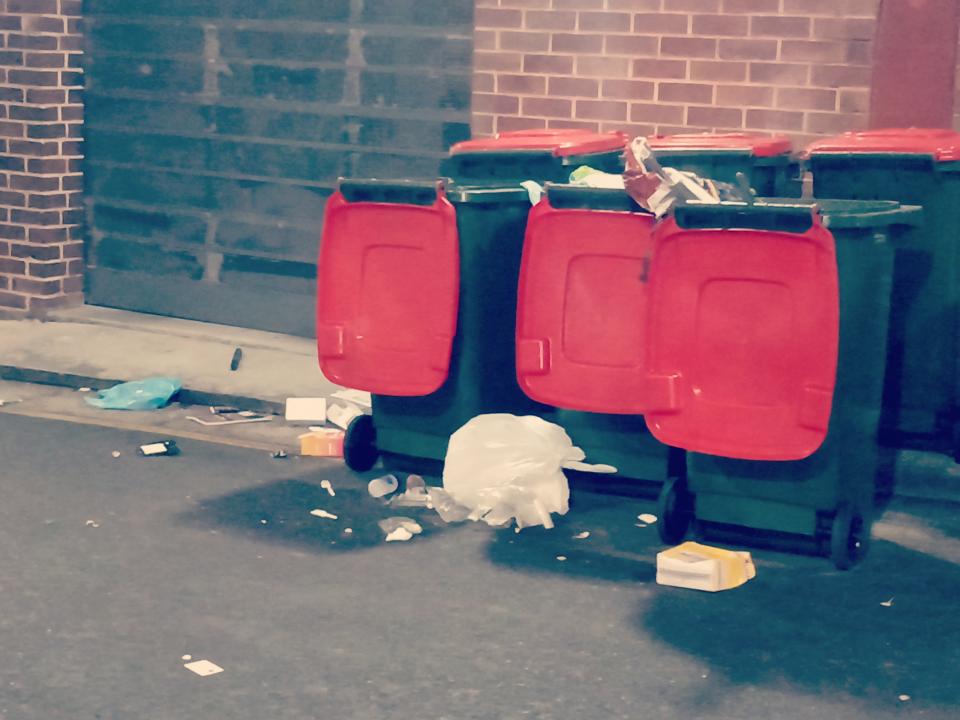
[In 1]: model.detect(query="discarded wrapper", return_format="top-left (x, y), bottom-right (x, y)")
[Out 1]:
top-left (623, 137), bottom-right (729, 217)
top-left (379, 516), bottom-right (422, 542)
top-left (656, 541), bottom-right (756, 592)
top-left (138, 440), bottom-right (179, 457)
top-left (299, 428), bottom-right (344, 457)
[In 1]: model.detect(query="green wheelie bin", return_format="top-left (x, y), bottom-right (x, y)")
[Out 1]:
top-left (641, 199), bottom-right (920, 569)
top-left (514, 184), bottom-right (676, 495)
top-left (648, 133), bottom-right (800, 197)
top-left (805, 129), bottom-right (960, 455)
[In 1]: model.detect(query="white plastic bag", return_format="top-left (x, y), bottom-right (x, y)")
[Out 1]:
top-left (442, 414), bottom-right (615, 530)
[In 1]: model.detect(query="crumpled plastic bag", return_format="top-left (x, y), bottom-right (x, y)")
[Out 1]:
top-left (442, 414), bottom-right (615, 530)
top-left (84, 377), bottom-right (182, 411)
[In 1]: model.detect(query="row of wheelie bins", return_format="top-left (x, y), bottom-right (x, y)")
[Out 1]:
top-left (315, 128), bottom-right (955, 569)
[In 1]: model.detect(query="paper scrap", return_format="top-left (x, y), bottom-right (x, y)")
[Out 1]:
top-left (285, 397), bottom-right (327, 423)
top-left (379, 517), bottom-right (422, 538)
top-left (320, 480), bottom-right (336, 497)
top-left (85, 520), bottom-right (99, 528)
top-left (186, 414), bottom-right (271, 426)
top-left (184, 659), bottom-right (224, 677)
top-left (573, 531), bottom-right (590, 539)
top-left (638, 513), bottom-right (658, 524)
top-left (78, 387), bottom-right (92, 393)
top-left (181, 655), bottom-right (192, 661)
top-left (260, 519), bottom-right (267, 525)
top-left (344, 528), bottom-right (353, 534)
top-left (556, 555), bottom-right (567, 561)
top-left (899, 695), bottom-right (911, 702)
top-left (310, 508), bottom-right (338, 520)
top-left (385, 527), bottom-right (413, 542)
top-left (111, 451), bottom-right (121, 458)
top-left (881, 598), bottom-right (894, 607)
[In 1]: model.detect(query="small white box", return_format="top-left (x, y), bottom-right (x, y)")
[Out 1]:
top-left (284, 397), bottom-right (327, 423)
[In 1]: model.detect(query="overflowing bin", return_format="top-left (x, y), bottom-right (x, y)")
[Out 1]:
top-left (644, 199), bottom-right (920, 569)
top-left (648, 133), bottom-right (799, 197)
top-left (515, 184), bottom-right (674, 491)
top-left (805, 128), bottom-right (960, 454)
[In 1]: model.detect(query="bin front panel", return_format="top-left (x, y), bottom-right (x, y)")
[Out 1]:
top-left (516, 198), bottom-right (655, 413)
top-left (317, 190), bottom-right (459, 396)
top-left (644, 215), bottom-right (839, 460)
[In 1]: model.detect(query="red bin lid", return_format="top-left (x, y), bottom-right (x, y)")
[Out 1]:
top-left (643, 212), bottom-right (839, 461)
top-left (449, 129), bottom-right (628, 157)
top-left (804, 128), bottom-right (960, 161)
top-left (515, 192), bottom-right (656, 414)
top-left (316, 187), bottom-right (459, 397)
top-left (648, 132), bottom-right (793, 157)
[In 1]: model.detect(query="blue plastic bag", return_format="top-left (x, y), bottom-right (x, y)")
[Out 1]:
top-left (85, 377), bottom-right (182, 411)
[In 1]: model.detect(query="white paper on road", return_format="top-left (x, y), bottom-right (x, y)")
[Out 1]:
top-left (285, 397), bottom-right (327, 423)
top-left (184, 659), bottom-right (224, 677)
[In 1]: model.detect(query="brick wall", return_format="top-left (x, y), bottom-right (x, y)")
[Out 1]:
top-left (0, 0), bottom-right (83, 317)
top-left (473, 0), bottom-right (960, 144)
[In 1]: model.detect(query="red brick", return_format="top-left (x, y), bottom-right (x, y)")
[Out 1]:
top-left (59, 36), bottom-right (83, 52)
top-left (9, 139), bottom-right (60, 157)
top-left (0, 190), bottom-right (26, 206)
top-left (474, 52), bottom-right (522, 72)
top-left (11, 208), bottom-right (62, 226)
top-left (27, 192), bottom-right (67, 209)
top-left (9, 104), bottom-right (58, 122)
top-left (838, 89), bottom-right (869, 114)
top-left (716, 84), bottom-right (774, 107)
top-left (632, 58), bottom-right (688, 80)
top-left (27, 260), bottom-right (67, 278)
top-left (723, 0), bottom-right (779, 11)
top-left (805, 111), bottom-right (866, 135)
top-left (25, 89), bottom-right (65, 104)
top-left (24, 52), bottom-right (66, 69)
top-left (0, 241), bottom-right (7, 256)
top-left (472, 114), bottom-right (494, 136)
top-left (523, 54), bottom-right (574, 74)
top-left (0, 291), bottom-right (28, 309)
top-left (664, 0), bottom-right (719, 10)
top-left (776, 87), bottom-right (837, 112)
top-left (12, 276), bottom-right (60, 295)
top-left (23, 17), bottom-right (65, 35)
top-left (660, 36), bottom-right (717, 59)
top-left (27, 226), bottom-right (69, 243)
top-left (546, 119), bottom-right (600, 132)
top-left (601, 122), bottom-right (656, 137)
top-left (0, 121), bottom-right (25, 138)
top-left (575, 100), bottom-right (628, 121)
top-left (27, 123), bottom-right (67, 140)
top-left (552, 0), bottom-right (602, 7)
top-left (0, 257), bottom-right (26, 274)
top-left (579, 12), bottom-right (631, 33)
top-left (809, 64), bottom-right (871, 89)
top-left (692, 14), bottom-right (749, 36)
top-left (658, 82), bottom-right (713, 104)
top-left (749, 62), bottom-right (809, 85)
top-left (8, 35), bottom-right (58, 51)
top-left (60, 0), bottom-right (82, 15)
top-left (552, 33), bottom-right (603, 54)
top-left (525, 11), bottom-right (576, 31)
top-left (690, 60), bottom-right (746, 82)
top-left (473, 72), bottom-right (494, 92)
top-left (61, 242), bottom-right (83, 259)
top-left (61, 105), bottom-right (83, 121)
top-left (630, 103), bottom-right (684, 124)
top-left (607, 0), bottom-right (660, 9)
top-left (600, 79), bottom-right (654, 101)
top-left (521, 97), bottom-right (572, 117)
top-left (576, 56), bottom-right (630, 78)
top-left (548, 76), bottom-right (600, 98)
top-left (0, 223), bottom-right (27, 240)
top-left (687, 106), bottom-right (744, 128)
top-left (0, 277), bottom-right (7, 291)
top-left (472, 93), bottom-right (518, 116)
top-left (499, 0), bottom-right (550, 6)
top-left (61, 175), bottom-right (82, 192)
top-left (61, 275), bottom-right (84, 294)
top-left (474, 30), bottom-right (496, 51)
top-left (780, 41), bottom-right (846, 63)
top-left (66, 259), bottom-right (83, 275)
top-left (750, 16), bottom-right (811, 38)
top-left (783, 0), bottom-right (878, 16)
top-left (497, 73), bottom-right (546, 95)
top-left (9, 242), bottom-right (60, 260)
top-left (632, 13), bottom-right (689, 34)
top-left (718, 38), bottom-right (778, 60)
top-left (745, 108), bottom-right (805, 131)
top-left (605, 35), bottom-right (658, 56)
top-left (8, 69), bottom-right (61, 87)
top-left (476, 8), bottom-right (523, 29)
top-left (499, 31), bottom-right (550, 52)
top-left (10, 173), bottom-right (59, 191)
top-left (846, 41), bottom-right (871, 64)
top-left (0, 15), bottom-right (22, 31)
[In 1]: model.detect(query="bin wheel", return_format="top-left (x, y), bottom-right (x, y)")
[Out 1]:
top-left (343, 414), bottom-right (379, 472)
top-left (829, 504), bottom-right (870, 570)
top-left (657, 476), bottom-right (693, 545)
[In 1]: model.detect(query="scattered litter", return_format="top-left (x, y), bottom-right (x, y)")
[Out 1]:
top-left (77, 387), bottom-right (92, 393)
top-left (331, 389), bottom-right (372, 408)
top-left (260, 520), bottom-right (267, 524)
top-left (569, 164), bottom-right (625, 189)
top-left (285, 397), bottom-right (327, 423)
top-left (209, 405), bottom-right (240, 415)
top-left (229, 347), bottom-right (243, 371)
top-left (183, 659), bottom-right (224, 677)
top-left (881, 598), bottom-right (894, 607)
top-left (378, 516), bottom-right (422, 542)
top-left (310, 508), bottom-right (338, 520)
top-left (407, 474), bottom-right (426, 490)
top-left (85, 520), bottom-right (99, 528)
top-left (638, 513), bottom-right (658, 524)
top-left (657, 542), bottom-right (755, 592)
top-left (320, 479), bottom-right (336, 496)
top-left (85, 377), bottom-right (182, 411)
top-left (271, 449), bottom-right (288, 459)
top-left (299, 428), bottom-right (344, 457)
top-left (111, 451), bottom-right (121, 458)
top-left (181, 655), bottom-right (192, 661)
top-left (368, 474), bottom-right (399, 498)
top-left (636, 523), bottom-right (648, 528)
top-left (237, 410), bottom-right (260, 417)
top-left (385, 527), bottom-right (413, 542)
top-left (514, 527), bottom-right (521, 534)
top-left (443, 414), bottom-right (611, 530)
top-left (138, 440), bottom-right (180, 457)
top-left (0, 398), bottom-right (22, 407)
top-left (556, 555), bottom-right (567, 561)
top-left (573, 531), bottom-right (590, 540)
top-left (344, 528), bottom-right (353, 534)
top-left (428, 487), bottom-right (471, 523)
top-left (898, 695), bottom-right (911, 702)
top-left (327, 402), bottom-right (364, 430)
top-left (186, 414), bottom-right (271, 427)
top-left (390, 475), bottom-right (431, 508)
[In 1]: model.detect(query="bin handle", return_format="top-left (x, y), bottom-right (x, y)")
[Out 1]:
top-left (337, 177), bottom-right (448, 206)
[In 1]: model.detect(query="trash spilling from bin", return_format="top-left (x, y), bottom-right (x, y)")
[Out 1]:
top-left (656, 542), bottom-right (756, 592)
top-left (86, 377), bottom-right (181, 411)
